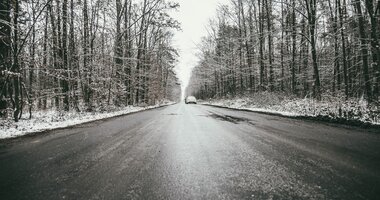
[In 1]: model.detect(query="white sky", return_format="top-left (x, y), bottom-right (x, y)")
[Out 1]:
top-left (170, 0), bottom-right (229, 98)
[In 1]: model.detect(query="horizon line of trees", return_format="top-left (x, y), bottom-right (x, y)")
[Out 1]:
top-left (0, 0), bottom-right (182, 122)
top-left (186, 0), bottom-right (380, 104)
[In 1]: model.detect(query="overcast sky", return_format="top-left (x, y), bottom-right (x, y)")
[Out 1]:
top-left (170, 0), bottom-right (229, 97)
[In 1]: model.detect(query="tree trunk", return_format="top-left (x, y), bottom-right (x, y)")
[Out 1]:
top-left (354, 0), bottom-right (372, 102)
top-left (48, 1), bottom-right (60, 109)
top-left (124, 0), bottom-right (133, 105)
top-left (265, 0), bottom-right (274, 91)
top-left (337, 0), bottom-right (349, 98)
top-left (62, 0), bottom-right (69, 111)
top-left (258, 0), bottom-right (265, 91)
top-left (237, 0), bottom-right (244, 94)
top-left (248, 6), bottom-right (255, 91)
top-left (13, 0), bottom-right (21, 122)
top-left (135, 0), bottom-right (148, 104)
top-left (305, 0), bottom-right (321, 100)
top-left (69, 0), bottom-right (80, 112)
top-left (114, 0), bottom-right (123, 106)
top-left (83, 0), bottom-right (92, 111)
top-left (42, 8), bottom-right (48, 110)
top-left (365, 0), bottom-right (380, 99)
top-left (280, 1), bottom-right (285, 92)
top-left (291, 0), bottom-right (297, 94)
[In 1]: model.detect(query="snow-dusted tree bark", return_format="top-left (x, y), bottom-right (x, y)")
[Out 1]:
top-left (82, 0), bottom-right (92, 111)
top-left (364, 0), bottom-right (380, 99)
top-left (305, 0), bottom-right (321, 100)
top-left (62, 0), bottom-right (69, 111)
top-left (13, 0), bottom-right (21, 122)
top-left (354, 0), bottom-right (372, 101)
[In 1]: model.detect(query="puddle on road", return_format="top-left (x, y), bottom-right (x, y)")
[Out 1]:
top-left (207, 113), bottom-right (255, 125)
top-left (164, 113), bottom-right (181, 116)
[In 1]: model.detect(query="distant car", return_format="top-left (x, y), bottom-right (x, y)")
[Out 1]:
top-left (185, 96), bottom-right (197, 104)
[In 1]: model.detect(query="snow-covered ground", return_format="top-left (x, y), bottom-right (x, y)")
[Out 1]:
top-left (200, 95), bottom-right (380, 126)
top-left (0, 102), bottom-right (175, 139)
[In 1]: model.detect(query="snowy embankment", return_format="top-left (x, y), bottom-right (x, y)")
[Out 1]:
top-left (0, 102), bottom-right (175, 139)
top-left (200, 93), bottom-right (380, 126)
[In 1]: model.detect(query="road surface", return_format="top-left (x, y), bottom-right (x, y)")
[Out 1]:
top-left (0, 103), bottom-right (379, 199)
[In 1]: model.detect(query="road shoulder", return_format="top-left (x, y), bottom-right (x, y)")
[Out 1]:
top-left (0, 103), bottom-right (176, 141)
top-left (201, 103), bottom-right (380, 132)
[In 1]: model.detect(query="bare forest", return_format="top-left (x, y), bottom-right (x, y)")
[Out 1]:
top-left (0, 0), bottom-right (181, 122)
top-left (187, 0), bottom-right (380, 123)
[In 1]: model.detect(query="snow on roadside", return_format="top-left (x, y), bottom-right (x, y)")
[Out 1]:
top-left (200, 97), bottom-right (380, 126)
top-left (0, 102), bottom-right (175, 139)
top-left (201, 98), bottom-right (300, 117)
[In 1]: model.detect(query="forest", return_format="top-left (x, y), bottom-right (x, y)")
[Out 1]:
top-left (187, 0), bottom-right (380, 118)
top-left (0, 0), bottom-right (181, 122)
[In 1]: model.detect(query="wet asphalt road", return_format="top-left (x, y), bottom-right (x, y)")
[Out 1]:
top-left (0, 103), bottom-right (380, 200)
